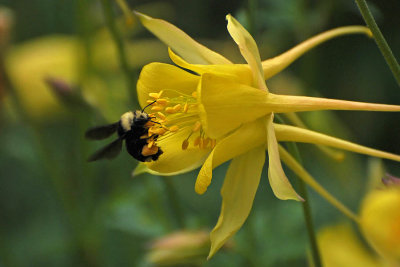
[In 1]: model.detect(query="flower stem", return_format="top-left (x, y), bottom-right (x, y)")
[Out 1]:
top-left (286, 143), bottom-right (322, 267)
top-left (100, 0), bottom-right (138, 106)
top-left (354, 0), bottom-right (400, 87)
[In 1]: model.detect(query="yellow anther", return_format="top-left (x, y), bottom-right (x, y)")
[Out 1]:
top-left (183, 103), bottom-right (188, 113)
top-left (169, 125), bottom-right (179, 132)
top-left (151, 128), bottom-right (167, 135)
top-left (149, 90), bottom-right (163, 99)
top-left (192, 121), bottom-right (202, 132)
top-left (142, 145), bottom-right (159, 156)
top-left (156, 98), bottom-right (168, 105)
top-left (191, 91), bottom-right (197, 98)
top-left (157, 112), bottom-right (166, 120)
top-left (151, 105), bottom-right (164, 111)
top-left (149, 93), bottom-right (160, 99)
top-left (140, 134), bottom-right (149, 139)
top-left (203, 138), bottom-right (210, 147)
top-left (211, 139), bottom-right (216, 148)
top-left (165, 107), bottom-right (177, 114)
top-left (147, 100), bottom-right (155, 104)
top-left (182, 139), bottom-right (189, 150)
top-left (194, 136), bottom-right (201, 146)
top-left (189, 104), bottom-right (198, 109)
top-left (147, 140), bottom-right (154, 148)
top-left (199, 138), bottom-right (204, 149)
top-left (173, 104), bottom-right (182, 112)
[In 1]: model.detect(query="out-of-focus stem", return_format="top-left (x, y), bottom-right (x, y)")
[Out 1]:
top-left (286, 143), bottom-right (322, 267)
top-left (100, 0), bottom-right (138, 106)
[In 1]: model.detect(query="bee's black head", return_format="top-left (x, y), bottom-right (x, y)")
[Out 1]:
top-left (133, 110), bottom-right (150, 125)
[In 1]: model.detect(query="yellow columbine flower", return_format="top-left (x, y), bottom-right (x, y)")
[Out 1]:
top-left (132, 12), bottom-right (400, 258)
top-left (318, 185), bottom-right (400, 266)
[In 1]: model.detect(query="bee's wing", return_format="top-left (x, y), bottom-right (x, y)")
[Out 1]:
top-left (87, 138), bottom-right (123, 162)
top-left (85, 122), bottom-right (119, 140)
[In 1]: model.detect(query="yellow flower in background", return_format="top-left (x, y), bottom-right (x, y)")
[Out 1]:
top-left (132, 12), bottom-right (400, 258)
top-left (360, 186), bottom-right (400, 263)
top-left (319, 182), bottom-right (400, 267)
top-left (5, 36), bottom-right (79, 119)
top-left (318, 224), bottom-right (383, 267)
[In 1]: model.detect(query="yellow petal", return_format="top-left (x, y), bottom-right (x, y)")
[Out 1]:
top-left (360, 187), bottom-right (400, 262)
top-left (226, 14), bottom-right (267, 91)
top-left (266, 93), bottom-right (400, 113)
top-left (142, 127), bottom-right (211, 175)
top-left (262, 26), bottom-right (372, 79)
top-left (278, 145), bottom-right (358, 221)
top-left (137, 62), bottom-right (199, 108)
top-left (168, 48), bottom-right (253, 85)
top-left (195, 119), bottom-right (267, 194)
top-left (198, 73), bottom-right (269, 139)
top-left (134, 11), bottom-right (232, 65)
top-left (318, 224), bottom-right (380, 267)
top-left (208, 146), bottom-right (265, 259)
top-left (274, 124), bottom-right (400, 162)
top-left (283, 112), bottom-right (345, 161)
top-left (266, 114), bottom-right (302, 201)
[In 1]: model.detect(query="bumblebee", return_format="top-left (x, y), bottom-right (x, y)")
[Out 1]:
top-left (85, 104), bottom-right (163, 162)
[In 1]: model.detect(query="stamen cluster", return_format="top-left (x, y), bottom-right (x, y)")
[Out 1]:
top-left (144, 90), bottom-right (216, 151)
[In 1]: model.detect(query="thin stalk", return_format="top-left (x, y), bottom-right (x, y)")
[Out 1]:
top-left (76, 0), bottom-right (94, 79)
top-left (355, 0), bottom-right (400, 87)
top-left (100, 0), bottom-right (138, 107)
top-left (276, 114), bottom-right (322, 266)
top-left (287, 142), bottom-right (322, 267)
top-left (162, 177), bottom-right (185, 229)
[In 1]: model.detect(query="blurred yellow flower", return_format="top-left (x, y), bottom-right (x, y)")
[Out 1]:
top-left (4, 31), bottom-right (168, 120)
top-left (132, 12), bottom-right (400, 258)
top-left (319, 183), bottom-right (400, 267)
top-left (360, 186), bottom-right (400, 263)
top-left (5, 36), bottom-right (79, 119)
top-left (318, 224), bottom-right (383, 267)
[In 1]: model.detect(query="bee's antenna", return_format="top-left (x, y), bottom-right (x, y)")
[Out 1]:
top-left (142, 100), bottom-right (157, 112)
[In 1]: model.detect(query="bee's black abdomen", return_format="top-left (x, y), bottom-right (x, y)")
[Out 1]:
top-left (125, 136), bottom-right (148, 161)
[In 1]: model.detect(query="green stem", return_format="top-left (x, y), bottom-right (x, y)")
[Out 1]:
top-left (354, 0), bottom-right (400, 87)
top-left (287, 143), bottom-right (322, 267)
top-left (275, 115), bottom-right (322, 266)
top-left (162, 177), bottom-right (185, 229)
top-left (76, 0), bottom-right (94, 79)
top-left (100, 0), bottom-right (138, 107)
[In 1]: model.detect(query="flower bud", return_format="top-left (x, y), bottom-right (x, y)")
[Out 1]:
top-left (382, 173), bottom-right (400, 187)
top-left (145, 230), bottom-right (210, 266)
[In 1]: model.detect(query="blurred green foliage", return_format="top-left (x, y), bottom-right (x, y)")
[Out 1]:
top-left (0, 0), bottom-right (399, 266)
